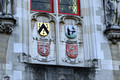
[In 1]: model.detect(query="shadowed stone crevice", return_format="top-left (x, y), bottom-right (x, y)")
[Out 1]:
top-left (25, 64), bottom-right (96, 80)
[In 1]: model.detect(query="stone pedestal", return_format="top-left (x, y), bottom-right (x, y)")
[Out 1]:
top-left (104, 25), bottom-right (120, 44)
top-left (0, 15), bottom-right (16, 34)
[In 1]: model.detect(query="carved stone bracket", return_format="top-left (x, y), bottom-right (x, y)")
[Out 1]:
top-left (33, 56), bottom-right (56, 62)
top-left (104, 25), bottom-right (120, 44)
top-left (19, 53), bottom-right (30, 63)
top-left (85, 59), bottom-right (99, 68)
top-left (62, 57), bottom-right (83, 64)
top-left (0, 15), bottom-right (16, 34)
top-left (19, 52), bottom-right (56, 63)
top-left (3, 74), bottom-right (10, 80)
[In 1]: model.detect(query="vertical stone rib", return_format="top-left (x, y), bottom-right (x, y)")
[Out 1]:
top-left (7, 0), bottom-right (12, 14)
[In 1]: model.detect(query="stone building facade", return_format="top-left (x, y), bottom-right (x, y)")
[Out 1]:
top-left (0, 0), bottom-right (120, 80)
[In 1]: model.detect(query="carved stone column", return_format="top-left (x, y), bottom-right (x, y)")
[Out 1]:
top-left (7, 0), bottom-right (12, 15)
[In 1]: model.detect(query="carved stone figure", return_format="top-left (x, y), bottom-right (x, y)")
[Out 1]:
top-left (117, 0), bottom-right (120, 25)
top-left (0, 0), bottom-right (12, 15)
top-left (113, 0), bottom-right (117, 24)
top-left (105, 0), bottom-right (120, 26)
top-left (105, 0), bottom-right (115, 26)
top-left (104, 0), bottom-right (120, 44)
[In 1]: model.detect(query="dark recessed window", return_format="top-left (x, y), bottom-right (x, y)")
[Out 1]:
top-left (58, 0), bottom-right (80, 15)
top-left (31, 0), bottom-right (53, 13)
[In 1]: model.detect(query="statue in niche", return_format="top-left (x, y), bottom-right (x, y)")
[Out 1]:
top-left (105, 0), bottom-right (120, 27)
top-left (0, 0), bottom-right (12, 16)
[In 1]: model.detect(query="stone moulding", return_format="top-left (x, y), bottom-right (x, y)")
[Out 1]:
top-left (0, 15), bottom-right (16, 34)
top-left (104, 25), bottom-right (120, 44)
top-left (59, 15), bottom-right (83, 25)
top-left (19, 52), bottom-right (56, 63)
top-left (31, 12), bottom-right (56, 23)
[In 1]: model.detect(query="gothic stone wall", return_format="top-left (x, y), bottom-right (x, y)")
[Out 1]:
top-left (0, 0), bottom-right (120, 80)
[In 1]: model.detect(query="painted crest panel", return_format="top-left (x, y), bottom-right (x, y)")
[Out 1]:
top-left (38, 42), bottom-right (50, 56)
top-left (66, 44), bottom-right (78, 58)
top-left (65, 25), bottom-right (77, 39)
top-left (37, 22), bottom-right (50, 36)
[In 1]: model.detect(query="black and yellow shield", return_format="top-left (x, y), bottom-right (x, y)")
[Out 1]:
top-left (37, 22), bottom-right (49, 36)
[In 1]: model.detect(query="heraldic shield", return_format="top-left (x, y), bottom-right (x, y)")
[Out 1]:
top-left (38, 42), bottom-right (50, 56)
top-left (37, 22), bottom-right (49, 36)
top-left (66, 44), bottom-right (78, 58)
top-left (65, 25), bottom-right (77, 39)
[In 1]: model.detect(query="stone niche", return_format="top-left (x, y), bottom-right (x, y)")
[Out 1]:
top-left (25, 13), bottom-right (56, 65)
top-left (59, 15), bottom-right (84, 67)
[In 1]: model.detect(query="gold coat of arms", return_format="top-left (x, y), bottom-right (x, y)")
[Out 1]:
top-left (37, 22), bottom-right (49, 36)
